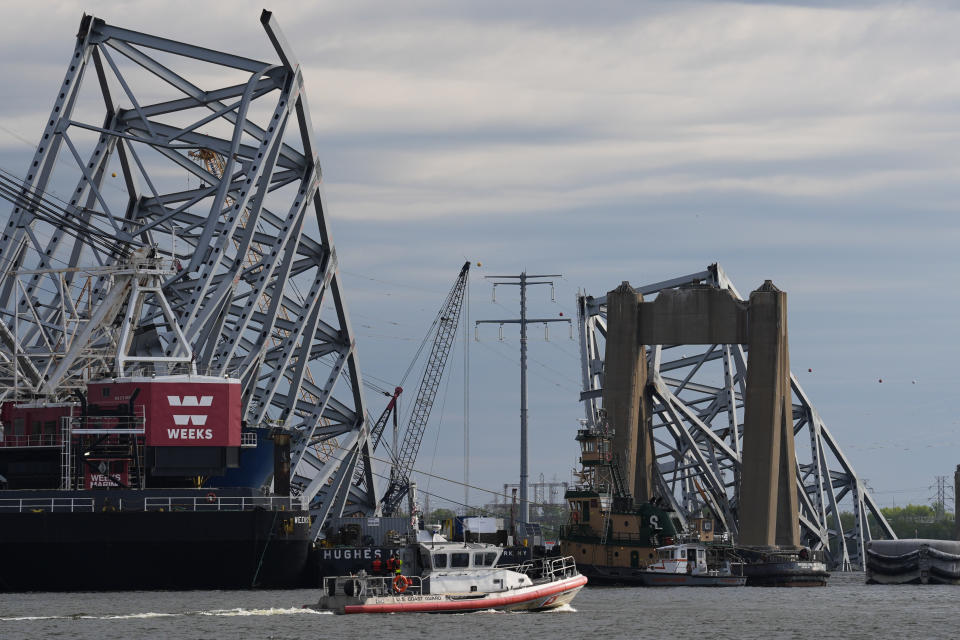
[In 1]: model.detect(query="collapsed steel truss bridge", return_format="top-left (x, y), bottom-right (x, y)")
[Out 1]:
top-left (576, 264), bottom-right (895, 569)
top-left (0, 11), bottom-right (376, 537)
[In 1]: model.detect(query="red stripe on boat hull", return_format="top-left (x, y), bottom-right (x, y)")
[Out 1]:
top-left (343, 574), bottom-right (588, 614)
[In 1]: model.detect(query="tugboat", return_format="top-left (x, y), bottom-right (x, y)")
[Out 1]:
top-left (558, 421), bottom-right (747, 586)
top-left (311, 524), bottom-right (587, 614)
top-left (558, 421), bottom-right (678, 584)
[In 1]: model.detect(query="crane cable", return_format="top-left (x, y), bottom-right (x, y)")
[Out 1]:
top-left (463, 269), bottom-right (470, 512)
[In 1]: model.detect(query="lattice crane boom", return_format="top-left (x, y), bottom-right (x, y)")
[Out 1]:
top-left (352, 386), bottom-right (402, 492)
top-left (380, 261), bottom-right (470, 516)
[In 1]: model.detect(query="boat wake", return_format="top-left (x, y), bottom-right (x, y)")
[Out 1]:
top-left (1, 607), bottom-right (330, 621)
top-left (199, 607), bottom-right (331, 617)
top-left (451, 603), bottom-right (578, 616)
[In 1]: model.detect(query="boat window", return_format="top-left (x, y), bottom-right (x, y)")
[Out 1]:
top-left (698, 549), bottom-right (705, 558)
top-left (676, 550), bottom-right (684, 560)
top-left (474, 553), bottom-right (486, 566)
top-left (433, 554), bottom-right (448, 568)
top-left (451, 553), bottom-right (470, 568)
top-left (657, 549), bottom-right (671, 560)
top-left (485, 552), bottom-right (497, 566)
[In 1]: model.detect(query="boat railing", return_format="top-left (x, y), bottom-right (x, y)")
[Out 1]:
top-left (0, 497), bottom-right (95, 512)
top-left (538, 555), bottom-right (580, 580)
top-left (498, 561), bottom-right (534, 574)
top-left (322, 574), bottom-right (424, 598)
top-left (503, 555), bottom-right (580, 582)
top-left (559, 524), bottom-right (658, 545)
top-left (735, 546), bottom-right (828, 565)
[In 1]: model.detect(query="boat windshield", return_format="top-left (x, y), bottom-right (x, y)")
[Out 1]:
top-left (433, 554), bottom-right (448, 568)
top-left (474, 552), bottom-right (497, 566)
top-left (451, 552), bottom-right (470, 568)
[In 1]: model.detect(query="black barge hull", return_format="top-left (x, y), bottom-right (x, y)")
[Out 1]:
top-left (0, 498), bottom-right (311, 591)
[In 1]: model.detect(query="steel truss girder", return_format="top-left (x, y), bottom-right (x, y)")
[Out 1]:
top-left (0, 11), bottom-right (377, 537)
top-left (576, 263), bottom-right (895, 570)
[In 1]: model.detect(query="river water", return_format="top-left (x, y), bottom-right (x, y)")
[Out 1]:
top-left (1, 572), bottom-right (956, 639)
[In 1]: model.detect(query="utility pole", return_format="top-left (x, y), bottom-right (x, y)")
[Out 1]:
top-left (954, 465), bottom-right (960, 540)
top-left (476, 272), bottom-right (570, 524)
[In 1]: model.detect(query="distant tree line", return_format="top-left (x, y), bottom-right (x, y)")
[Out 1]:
top-left (838, 503), bottom-right (956, 541)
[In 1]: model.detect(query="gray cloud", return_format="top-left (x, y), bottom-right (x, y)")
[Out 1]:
top-left (1, 0), bottom-right (957, 508)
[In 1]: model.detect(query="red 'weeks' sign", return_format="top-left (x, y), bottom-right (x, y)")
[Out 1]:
top-left (87, 376), bottom-right (241, 447)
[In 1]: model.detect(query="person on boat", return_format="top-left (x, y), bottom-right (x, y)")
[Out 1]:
top-left (394, 556), bottom-right (404, 575)
top-left (386, 555), bottom-right (397, 574)
top-left (372, 557), bottom-right (383, 574)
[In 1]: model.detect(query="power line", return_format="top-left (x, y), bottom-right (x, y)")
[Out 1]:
top-left (325, 439), bottom-right (563, 511)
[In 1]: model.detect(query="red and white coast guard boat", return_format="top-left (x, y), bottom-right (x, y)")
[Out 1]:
top-left (311, 532), bottom-right (587, 614)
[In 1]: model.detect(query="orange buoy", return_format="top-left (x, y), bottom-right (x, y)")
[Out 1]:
top-left (392, 574), bottom-right (410, 593)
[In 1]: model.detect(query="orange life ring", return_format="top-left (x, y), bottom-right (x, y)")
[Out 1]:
top-left (392, 574), bottom-right (410, 594)
top-left (206, 492), bottom-right (217, 504)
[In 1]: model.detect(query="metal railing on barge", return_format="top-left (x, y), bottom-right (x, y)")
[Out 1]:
top-left (0, 433), bottom-right (64, 448)
top-left (0, 497), bottom-right (96, 512)
top-left (0, 495), bottom-right (303, 513)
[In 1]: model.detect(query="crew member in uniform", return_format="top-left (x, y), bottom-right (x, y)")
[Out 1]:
top-left (372, 557), bottom-right (382, 574)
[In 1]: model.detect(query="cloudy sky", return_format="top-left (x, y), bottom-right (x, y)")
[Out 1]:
top-left (2, 0), bottom-right (959, 513)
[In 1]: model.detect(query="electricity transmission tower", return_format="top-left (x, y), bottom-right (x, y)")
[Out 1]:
top-left (475, 272), bottom-right (570, 523)
top-left (931, 475), bottom-right (952, 521)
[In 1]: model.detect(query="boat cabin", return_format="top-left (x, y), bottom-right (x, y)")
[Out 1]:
top-left (420, 540), bottom-right (503, 571)
top-left (690, 517), bottom-right (715, 542)
top-left (651, 543), bottom-right (709, 574)
top-left (417, 540), bottom-right (531, 595)
top-left (576, 428), bottom-right (612, 466)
